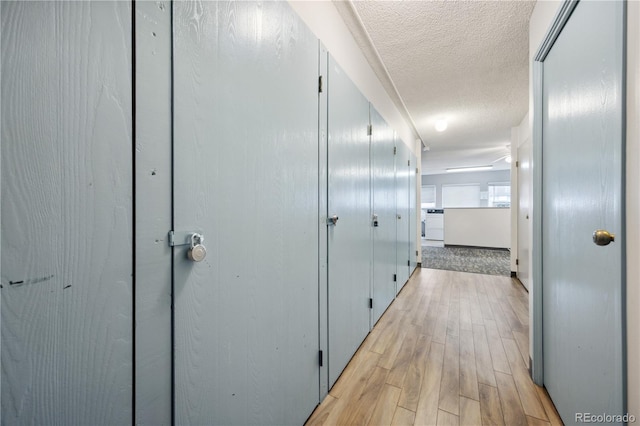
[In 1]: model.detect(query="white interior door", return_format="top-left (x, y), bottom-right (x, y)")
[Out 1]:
top-left (541, 0), bottom-right (625, 421)
top-left (409, 153), bottom-right (418, 273)
top-left (395, 142), bottom-right (410, 292)
top-left (517, 140), bottom-right (531, 291)
top-left (172, 2), bottom-right (320, 424)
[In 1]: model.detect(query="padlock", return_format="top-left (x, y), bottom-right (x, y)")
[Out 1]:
top-left (188, 233), bottom-right (207, 262)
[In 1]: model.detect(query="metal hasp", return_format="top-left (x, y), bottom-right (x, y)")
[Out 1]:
top-left (168, 230), bottom-right (207, 262)
top-left (592, 229), bottom-right (615, 246)
top-left (327, 215), bottom-right (339, 226)
top-left (372, 214), bottom-right (379, 227)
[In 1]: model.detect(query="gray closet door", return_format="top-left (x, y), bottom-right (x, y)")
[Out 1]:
top-left (395, 142), bottom-right (410, 293)
top-left (541, 0), bottom-right (625, 421)
top-left (327, 57), bottom-right (372, 388)
top-left (370, 108), bottom-right (397, 325)
top-left (172, 2), bottom-right (320, 424)
top-left (1, 2), bottom-right (133, 424)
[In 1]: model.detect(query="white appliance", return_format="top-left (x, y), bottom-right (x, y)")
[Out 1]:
top-left (425, 209), bottom-right (444, 241)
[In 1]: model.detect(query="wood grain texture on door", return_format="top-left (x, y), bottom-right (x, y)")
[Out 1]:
top-left (541, 0), bottom-right (625, 421)
top-left (1, 2), bottom-right (133, 423)
top-left (327, 56), bottom-right (372, 388)
top-left (172, 1), bottom-right (320, 424)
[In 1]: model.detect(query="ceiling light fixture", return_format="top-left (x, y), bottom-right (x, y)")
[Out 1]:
top-left (434, 119), bottom-right (448, 132)
top-left (505, 155), bottom-right (512, 164)
top-left (446, 165), bottom-right (493, 173)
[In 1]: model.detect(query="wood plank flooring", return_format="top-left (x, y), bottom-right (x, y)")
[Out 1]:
top-left (306, 268), bottom-right (563, 426)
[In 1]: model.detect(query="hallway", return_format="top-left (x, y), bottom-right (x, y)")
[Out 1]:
top-left (306, 269), bottom-right (563, 425)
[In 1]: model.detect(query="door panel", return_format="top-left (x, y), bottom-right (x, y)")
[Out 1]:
top-left (409, 153), bottom-right (418, 274)
top-left (395, 142), bottom-right (410, 292)
top-left (318, 44), bottom-right (330, 399)
top-left (542, 0), bottom-right (624, 421)
top-left (370, 108), bottom-right (396, 325)
top-left (172, 2), bottom-right (319, 424)
top-left (517, 140), bottom-right (531, 291)
top-left (327, 57), bottom-right (372, 388)
top-left (1, 2), bottom-right (133, 423)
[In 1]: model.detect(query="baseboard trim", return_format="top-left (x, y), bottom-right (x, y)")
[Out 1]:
top-left (445, 244), bottom-right (509, 251)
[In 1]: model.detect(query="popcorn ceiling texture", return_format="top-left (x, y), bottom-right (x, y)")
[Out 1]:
top-left (338, 1), bottom-right (535, 173)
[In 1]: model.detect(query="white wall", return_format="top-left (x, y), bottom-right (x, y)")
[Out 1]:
top-left (527, 1), bottom-right (639, 416)
top-left (528, 1), bottom-right (562, 135)
top-left (288, 1), bottom-right (418, 156)
top-left (422, 169), bottom-right (511, 209)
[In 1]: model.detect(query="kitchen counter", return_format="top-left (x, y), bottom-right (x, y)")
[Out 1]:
top-left (443, 207), bottom-right (510, 248)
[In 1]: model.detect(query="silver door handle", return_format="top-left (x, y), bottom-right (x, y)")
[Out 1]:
top-left (593, 229), bottom-right (615, 246)
top-left (327, 215), bottom-right (339, 226)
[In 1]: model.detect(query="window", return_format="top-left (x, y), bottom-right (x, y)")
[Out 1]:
top-left (421, 185), bottom-right (436, 209)
top-left (442, 184), bottom-right (481, 208)
top-left (488, 182), bottom-right (511, 207)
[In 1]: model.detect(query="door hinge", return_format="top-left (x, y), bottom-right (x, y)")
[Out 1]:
top-left (393, 146), bottom-right (397, 155)
top-left (168, 230), bottom-right (202, 247)
top-left (367, 124), bottom-right (372, 136)
top-left (407, 260), bottom-right (410, 266)
top-left (393, 274), bottom-right (397, 282)
top-left (407, 160), bottom-right (410, 167)
top-left (319, 350), bottom-right (323, 367)
top-left (369, 298), bottom-right (373, 309)
top-left (318, 75), bottom-right (323, 93)
top-left (416, 250), bottom-right (419, 256)
top-left (516, 160), bottom-right (519, 167)
top-left (416, 168), bottom-right (419, 174)
top-left (516, 258), bottom-right (519, 266)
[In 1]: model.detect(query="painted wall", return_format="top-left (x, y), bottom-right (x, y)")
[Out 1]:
top-left (421, 169), bottom-right (511, 209)
top-left (288, 1), bottom-right (418, 156)
top-left (527, 0), bottom-right (639, 416)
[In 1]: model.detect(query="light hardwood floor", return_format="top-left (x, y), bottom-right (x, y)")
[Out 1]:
top-left (306, 268), bottom-right (563, 426)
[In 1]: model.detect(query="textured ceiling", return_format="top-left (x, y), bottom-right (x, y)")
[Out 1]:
top-left (338, 0), bottom-right (536, 174)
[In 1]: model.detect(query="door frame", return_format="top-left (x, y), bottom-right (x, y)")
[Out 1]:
top-left (530, 0), bottom-right (627, 401)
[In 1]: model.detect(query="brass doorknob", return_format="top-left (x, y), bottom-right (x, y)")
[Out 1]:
top-left (593, 230), bottom-right (615, 246)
